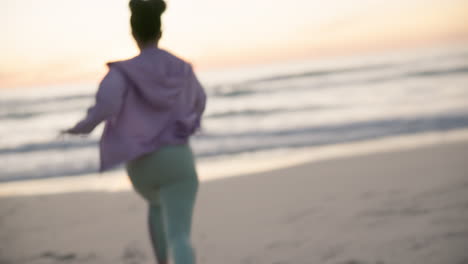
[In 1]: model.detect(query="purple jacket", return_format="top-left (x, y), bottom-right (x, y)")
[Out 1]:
top-left (69, 47), bottom-right (207, 172)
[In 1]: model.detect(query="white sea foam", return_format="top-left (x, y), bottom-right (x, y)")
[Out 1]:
top-left (1, 129), bottom-right (468, 197)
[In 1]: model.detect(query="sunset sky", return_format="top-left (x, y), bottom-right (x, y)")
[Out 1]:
top-left (1, 0), bottom-right (468, 89)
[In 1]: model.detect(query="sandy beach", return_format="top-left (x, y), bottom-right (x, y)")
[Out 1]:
top-left (1, 138), bottom-right (468, 264)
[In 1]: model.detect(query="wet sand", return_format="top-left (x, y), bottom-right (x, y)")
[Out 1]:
top-left (1, 140), bottom-right (468, 264)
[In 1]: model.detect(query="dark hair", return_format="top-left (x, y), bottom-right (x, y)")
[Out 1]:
top-left (129, 0), bottom-right (166, 43)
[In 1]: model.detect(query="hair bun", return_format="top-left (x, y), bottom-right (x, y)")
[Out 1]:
top-left (129, 0), bottom-right (166, 15)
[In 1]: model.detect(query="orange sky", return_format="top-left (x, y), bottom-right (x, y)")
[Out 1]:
top-left (1, 0), bottom-right (468, 89)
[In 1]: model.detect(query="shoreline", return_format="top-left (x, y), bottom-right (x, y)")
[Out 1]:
top-left (1, 129), bottom-right (468, 263)
top-left (1, 128), bottom-right (468, 197)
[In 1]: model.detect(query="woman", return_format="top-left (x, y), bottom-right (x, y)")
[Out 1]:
top-left (61, 1), bottom-right (207, 263)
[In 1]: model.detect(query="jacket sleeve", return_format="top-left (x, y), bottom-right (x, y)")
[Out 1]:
top-left (68, 67), bottom-right (127, 134)
top-left (191, 69), bottom-right (207, 132)
top-left (194, 73), bottom-right (207, 115)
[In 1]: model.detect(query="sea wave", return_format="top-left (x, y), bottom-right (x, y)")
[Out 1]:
top-left (1, 45), bottom-right (468, 182)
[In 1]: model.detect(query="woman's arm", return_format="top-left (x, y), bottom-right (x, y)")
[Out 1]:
top-left (190, 69), bottom-right (207, 133)
top-left (193, 71), bottom-right (207, 115)
top-left (65, 67), bottom-right (127, 135)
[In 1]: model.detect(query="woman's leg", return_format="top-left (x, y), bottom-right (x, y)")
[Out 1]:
top-left (159, 177), bottom-right (198, 264)
top-left (126, 144), bottom-right (199, 264)
top-left (148, 204), bottom-right (169, 264)
top-left (127, 166), bottom-right (170, 264)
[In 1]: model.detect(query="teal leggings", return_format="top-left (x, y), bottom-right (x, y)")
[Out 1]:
top-left (126, 144), bottom-right (199, 264)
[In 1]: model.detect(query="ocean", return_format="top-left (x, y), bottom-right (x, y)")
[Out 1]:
top-left (1, 43), bottom-right (468, 182)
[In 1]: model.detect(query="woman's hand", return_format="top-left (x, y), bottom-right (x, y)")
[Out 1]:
top-left (57, 128), bottom-right (85, 140)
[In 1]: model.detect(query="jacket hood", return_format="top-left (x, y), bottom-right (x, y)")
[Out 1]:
top-left (107, 48), bottom-right (193, 109)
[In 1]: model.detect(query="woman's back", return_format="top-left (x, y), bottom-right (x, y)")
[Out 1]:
top-left (100, 47), bottom-right (206, 171)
